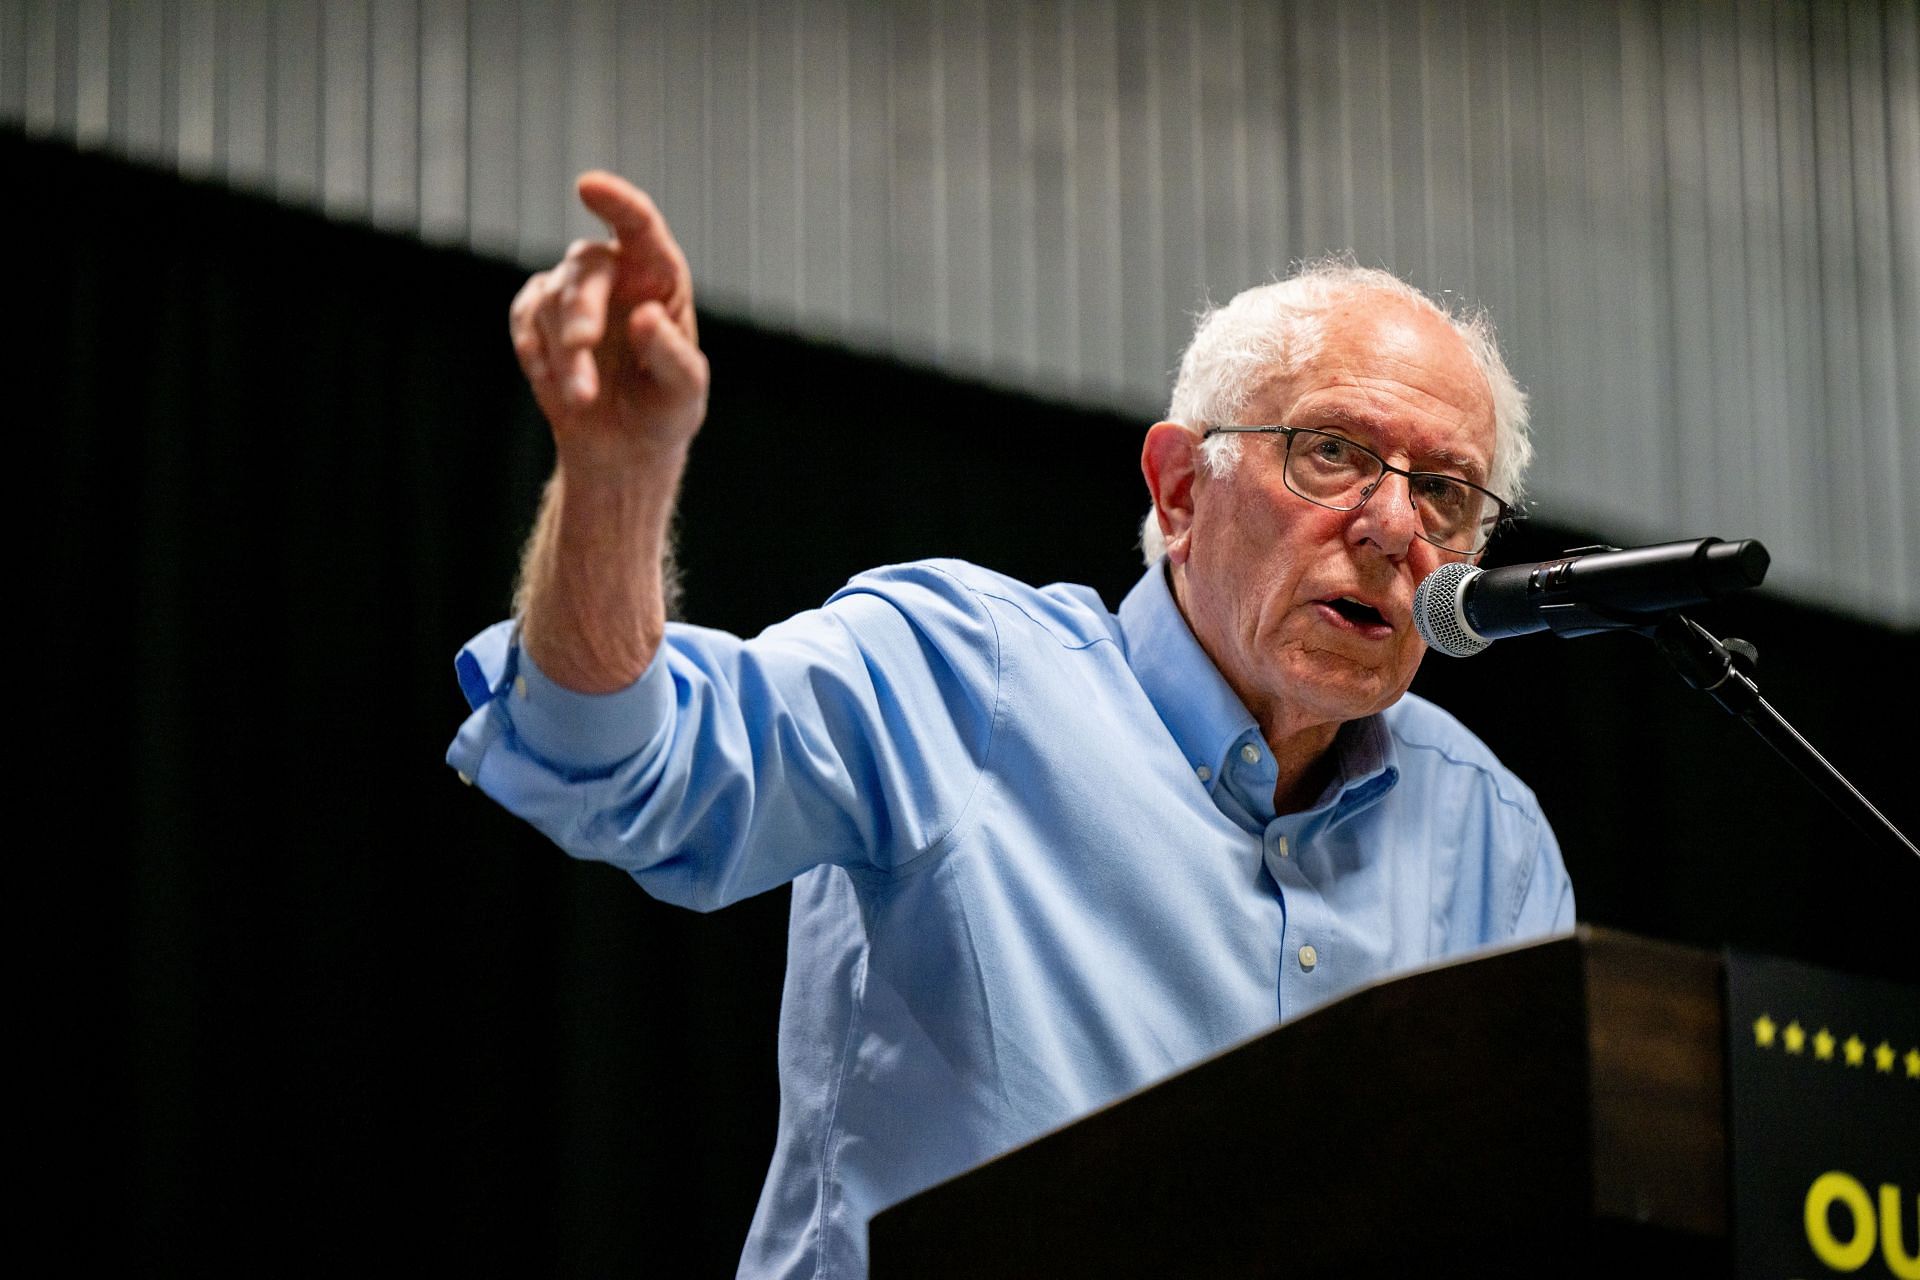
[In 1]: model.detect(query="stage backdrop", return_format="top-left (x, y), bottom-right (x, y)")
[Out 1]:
top-left (28, 133), bottom-right (1918, 1275)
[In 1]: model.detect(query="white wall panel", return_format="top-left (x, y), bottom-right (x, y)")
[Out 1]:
top-left (7, 0), bottom-right (1916, 623)
top-left (19, 0), bottom-right (59, 135)
top-left (417, 0), bottom-right (465, 238)
top-left (792, 0), bottom-right (846, 333)
top-left (218, 2), bottom-right (269, 188)
top-left (983, 0), bottom-right (1034, 380)
top-left (704, 3), bottom-right (755, 297)
top-left (174, 0), bottom-right (217, 174)
top-left (71, 0), bottom-right (107, 145)
top-left (886, 0), bottom-right (940, 357)
top-left (746, 0), bottom-right (799, 325)
top-left (1890, 5), bottom-right (1920, 603)
top-left (465, 0), bottom-right (518, 252)
top-left (561, 0), bottom-right (617, 244)
top-left (1114, 0), bottom-right (1168, 396)
top-left (513, 0), bottom-right (567, 259)
top-left (271, 0), bottom-right (322, 203)
top-left (321, 0), bottom-right (371, 219)
top-left (368, 0), bottom-right (420, 228)
top-left (0, 2), bottom-right (23, 124)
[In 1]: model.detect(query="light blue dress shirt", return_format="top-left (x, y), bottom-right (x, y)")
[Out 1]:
top-left (448, 559), bottom-right (1573, 1279)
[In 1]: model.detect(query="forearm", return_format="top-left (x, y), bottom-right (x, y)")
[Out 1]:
top-left (517, 444), bottom-right (689, 693)
top-left (505, 174), bottom-right (709, 692)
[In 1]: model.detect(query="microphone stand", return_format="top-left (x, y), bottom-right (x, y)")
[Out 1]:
top-left (1645, 612), bottom-right (1919, 864)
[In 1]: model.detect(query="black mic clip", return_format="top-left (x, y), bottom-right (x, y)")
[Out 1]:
top-left (1533, 598), bottom-right (1669, 639)
top-left (1526, 548), bottom-right (1664, 640)
top-left (1723, 636), bottom-right (1760, 679)
top-left (1520, 541), bottom-right (1769, 642)
top-left (1650, 613), bottom-right (1760, 707)
top-left (1532, 544), bottom-right (1769, 673)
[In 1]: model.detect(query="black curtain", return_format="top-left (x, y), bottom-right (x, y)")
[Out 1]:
top-left (27, 132), bottom-right (1916, 1275)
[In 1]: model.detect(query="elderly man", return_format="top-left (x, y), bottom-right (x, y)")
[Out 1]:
top-left (449, 172), bottom-right (1573, 1278)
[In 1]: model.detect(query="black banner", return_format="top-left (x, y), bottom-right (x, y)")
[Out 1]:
top-left (1726, 951), bottom-right (1919, 1279)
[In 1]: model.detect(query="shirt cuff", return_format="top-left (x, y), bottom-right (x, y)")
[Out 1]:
top-left (507, 641), bottom-right (674, 772)
top-left (450, 620), bottom-right (676, 776)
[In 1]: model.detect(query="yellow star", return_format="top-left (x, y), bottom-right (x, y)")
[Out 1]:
top-left (1784, 1021), bottom-right (1806, 1054)
top-left (1844, 1035), bottom-right (1867, 1067)
top-left (1754, 1014), bottom-right (1777, 1048)
top-left (1874, 1042), bottom-right (1896, 1073)
top-left (1905, 1048), bottom-right (1919, 1080)
top-left (1813, 1028), bottom-right (1836, 1060)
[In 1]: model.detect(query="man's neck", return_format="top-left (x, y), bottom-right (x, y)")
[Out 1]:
top-left (1162, 558), bottom-right (1350, 818)
top-left (1264, 722), bottom-right (1341, 816)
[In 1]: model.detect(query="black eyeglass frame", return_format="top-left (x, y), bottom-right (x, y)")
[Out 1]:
top-left (1200, 425), bottom-right (1512, 555)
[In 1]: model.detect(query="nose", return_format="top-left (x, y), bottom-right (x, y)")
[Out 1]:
top-left (1348, 471), bottom-right (1421, 557)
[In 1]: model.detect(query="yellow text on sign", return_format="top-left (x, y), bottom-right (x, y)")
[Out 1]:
top-left (1803, 1172), bottom-right (1919, 1278)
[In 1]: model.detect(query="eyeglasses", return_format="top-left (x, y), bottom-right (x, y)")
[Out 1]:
top-left (1201, 426), bottom-right (1510, 555)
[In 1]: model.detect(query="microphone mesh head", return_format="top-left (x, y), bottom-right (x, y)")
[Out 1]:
top-left (1414, 561), bottom-right (1491, 657)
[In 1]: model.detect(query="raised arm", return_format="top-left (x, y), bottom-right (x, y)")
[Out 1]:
top-left (466, 175), bottom-right (998, 901)
top-left (507, 172), bottom-right (709, 693)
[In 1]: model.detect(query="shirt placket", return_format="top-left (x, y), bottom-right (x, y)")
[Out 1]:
top-left (1263, 811), bottom-right (1333, 1021)
top-left (1218, 732), bottom-right (1313, 1021)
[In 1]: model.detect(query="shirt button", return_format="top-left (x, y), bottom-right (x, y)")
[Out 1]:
top-left (1195, 764), bottom-right (1212, 782)
top-left (1240, 743), bottom-right (1261, 764)
top-left (1276, 836), bottom-right (1290, 858)
top-left (1298, 944), bottom-right (1318, 972)
top-left (513, 675), bottom-right (529, 699)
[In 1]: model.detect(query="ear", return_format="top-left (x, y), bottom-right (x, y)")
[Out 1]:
top-left (1142, 422), bottom-right (1203, 564)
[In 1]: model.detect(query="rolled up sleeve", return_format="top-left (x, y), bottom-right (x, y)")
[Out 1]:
top-left (447, 562), bottom-right (1003, 912)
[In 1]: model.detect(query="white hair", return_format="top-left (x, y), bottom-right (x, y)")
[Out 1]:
top-left (1139, 259), bottom-right (1532, 563)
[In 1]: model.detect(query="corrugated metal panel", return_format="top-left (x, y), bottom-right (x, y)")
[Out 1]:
top-left (418, 0), bottom-right (466, 236)
top-left (8, 0), bottom-right (1916, 623)
top-left (1891, 1), bottom-right (1920, 599)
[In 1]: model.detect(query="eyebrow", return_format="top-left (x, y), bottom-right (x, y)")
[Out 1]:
top-left (1296, 407), bottom-right (1487, 482)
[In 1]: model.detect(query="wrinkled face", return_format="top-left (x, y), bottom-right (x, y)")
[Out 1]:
top-left (1172, 298), bottom-right (1497, 745)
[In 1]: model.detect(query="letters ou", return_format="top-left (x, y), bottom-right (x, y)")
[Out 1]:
top-left (1802, 1172), bottom-right (1919, 1278)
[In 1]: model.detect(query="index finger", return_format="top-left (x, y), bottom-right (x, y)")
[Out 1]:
top-left (577, 171), bottom-right (684, 266)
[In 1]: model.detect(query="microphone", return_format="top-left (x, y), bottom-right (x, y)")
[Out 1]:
top-left (1414, 537), bottom-right (1770, 657)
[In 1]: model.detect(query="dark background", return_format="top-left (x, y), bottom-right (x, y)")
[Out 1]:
top-left (24, 131), bottom-right (1917, 1274)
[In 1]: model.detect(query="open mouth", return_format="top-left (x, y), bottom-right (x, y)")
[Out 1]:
top-left (1315, 595), bottom-right (1394, 637)
top-left (1323, 595), bottom-right (1388, 628)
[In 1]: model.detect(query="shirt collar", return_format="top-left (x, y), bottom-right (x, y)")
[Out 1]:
top-left (1119, 559), bottom-right (1401, 823)
top-left (1323, 711), bottom-right (1399, 824)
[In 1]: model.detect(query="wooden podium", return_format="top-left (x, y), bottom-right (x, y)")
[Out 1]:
top-left (869, 927), bottom-right (1732, 1277)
